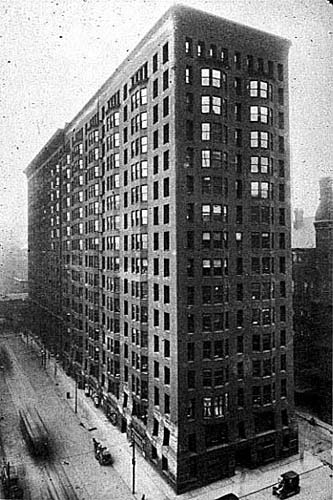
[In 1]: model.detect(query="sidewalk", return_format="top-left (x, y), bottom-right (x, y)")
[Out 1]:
top-left (20, 333), bottom-right (329, 500)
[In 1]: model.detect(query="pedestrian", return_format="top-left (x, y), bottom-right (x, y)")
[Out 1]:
top-left (141, 495), bottom-right (146, 500)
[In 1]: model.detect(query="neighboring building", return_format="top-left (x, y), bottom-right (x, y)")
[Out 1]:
top-left (291, 209), bottom-right (315, 249)
top-left (25, 5), bottom-right (297, 492)
top-left (293, 177), bottom-right (333, 424)
top-left (0, 245), bottom-right (28, 295)
top-left (0, 292), bottom-right (29, 330)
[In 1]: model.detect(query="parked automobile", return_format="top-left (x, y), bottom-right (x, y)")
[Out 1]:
top-left (92, 439), bottom-right (113, 466)
top-left (272, 471), bottom-right (300, 499)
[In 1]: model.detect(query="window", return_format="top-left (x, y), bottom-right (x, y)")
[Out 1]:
top-left (212, 69), bottom-right (221, 87)
top-left (153, 104), bottom-right (158, 124)
top-left (164, 259), bottom-right (170, 277)
top-left (201, 123), bottom-right (210, 141)
top-left (197, 41), bottom-right (205, 57)
top-left (237, 336), bottom-right (244, 353)
top-left (250, 131), bottom-right (269, 148)
top-left (163, 69), bottom-right (169, 91)
top-left (250, 156), bottom-right (269, 173)
top-left (209, 44), bottom-right (217, 58)
top-left (140, 136), bottom-right (148, 153)
top-left (185, 37), bottom-right (192, 55)
top-left (203, 369), bottom-right (212, 387)
top-left (164, 366), bottom-right (170, 385)
top-left (185, 93), bottom-right (193, 113)
top-left (237, 310), bottom-right (244, 328)
top-left (185, 66), bottom-right (192, 84)
top-left (153, 53), bottom-right (158, 72)
top-left (154, 386), bottom-right (159, 406)
top-left (235, 129), bottom-right (242, 147)
top-left (201, 68), bottom-right (210, 86)
top-left (250, 106), bottom-right (269, 123)
top-left (235, 77), bottom-right (242, 95)
top-left (163, 96), bottom-right (169, 117)
top-left (278, 63), bottom-right (284, 81)
top-left (236, 257), bottom-right (243, 275)
top-left (251, 181), bottom-right (271, 199)
top-left (163, 150), bottom-right (169, 171)
top-left (201, 150), bottom-right (210, 168)
top-left (153, 155), bottom-right (159, 175)
top-left (153, 79), bottom-right (158, 98)
top-left (252, 386), bottom-right (261, 406)
top-left (279, 208), bottom-right (286, 226)
top-left (163, 178), bottom-right (170, 197)
top-left (251, 181), bottom-right (259, 198)
top-left (153, 130), bottom-right (158, 149)
top-left (212, 96), bottom-right (221, 114)
top-left (234, 51), bottom-right (241, 69)
top-left (188, 371), bottom-right (195, 389)
top-left (163, 427), bottom-right (170, 446)
top-left (163, 123), bottom-right (169, 144)
top-left (203, 397), bottom-right (212, 418)
top-left (163, 204), bottom-right (169, 224)
top-left (250, 80), bottom-right (268, 98)
top-left (201, 96), bottom-right (210, 114)
top-left (186, 120), bottom-right (193, 141)
top-left (153, 418), bottom-right (159, 436)
top-left (162, 42), bottom-right (169, 63)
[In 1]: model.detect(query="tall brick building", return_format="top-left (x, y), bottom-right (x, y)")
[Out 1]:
top-left (25, 5), bottom-right (297, 492)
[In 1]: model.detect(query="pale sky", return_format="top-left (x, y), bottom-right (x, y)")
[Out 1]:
top-left (1, 0), bottom-right (332, 247)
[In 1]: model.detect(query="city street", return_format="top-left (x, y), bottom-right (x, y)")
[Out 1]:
top-left (0, 330), bottom-right (332, 500)
top-left (0, 331), bottom-right (133, 499)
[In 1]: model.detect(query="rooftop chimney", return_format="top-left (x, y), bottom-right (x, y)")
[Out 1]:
top-left (293, 208), bottom-right (304, 230)
top-left (315, 177), bottom-right (333, 222)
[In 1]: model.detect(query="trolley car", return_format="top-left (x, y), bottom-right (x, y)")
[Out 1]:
top-left (19, 406), bottom-right (49, 457)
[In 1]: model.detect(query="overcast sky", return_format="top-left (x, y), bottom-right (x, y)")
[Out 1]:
top-left (1, 0), bottom-right (332, 247)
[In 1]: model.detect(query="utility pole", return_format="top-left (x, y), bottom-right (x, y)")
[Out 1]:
top-left (130, 425), bottom-right (136, 494)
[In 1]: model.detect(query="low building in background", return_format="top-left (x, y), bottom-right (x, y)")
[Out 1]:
top-left (293, 177), bottom-right (333, 424)
top-left (0, 243), bottom-right (28, 295)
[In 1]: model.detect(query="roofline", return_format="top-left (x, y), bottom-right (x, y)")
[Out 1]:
top-left (24, 128), bottom-right (65, 178)
top-left (64, 5), bottom-right (177, 134)
top-left (173, 3), bottom-right (291, 47)
top-left (25, 3), bottom-right (291, 175)
top-left (64, 3), bottom-right (290, 133)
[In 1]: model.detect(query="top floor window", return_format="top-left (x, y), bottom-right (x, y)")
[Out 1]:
top-left (185, 37), bottom-right (192, 55)
top-left (197, 41), bottom-right (205, 57)
top-left (234, 52), bottom-right (241, 69)
top-left (163, 42), bottom-right (169, 63)
top-left (153, 53), bottom-right (158, 73)
top-left (209, 44), bottom-right (217, 58)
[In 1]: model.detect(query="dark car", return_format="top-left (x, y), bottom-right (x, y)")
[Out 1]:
top-left (273, 470), bottom-right (300, 499)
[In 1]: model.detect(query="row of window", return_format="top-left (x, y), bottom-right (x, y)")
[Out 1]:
top-left (184, 38), bottom-right (284, 81)
top-left (189, 307), bottom-right (287, 332)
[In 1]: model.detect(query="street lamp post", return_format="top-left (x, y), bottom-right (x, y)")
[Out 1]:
top-left (74, 373), bottom-right (78, 414)
top-left (130, 425), bottom-right (136, 495)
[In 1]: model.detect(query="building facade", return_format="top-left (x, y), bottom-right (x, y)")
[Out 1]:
top-left (293, 177), bottom-right (333, 424)
top-left (25, 5), bottom-right (297, 492)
